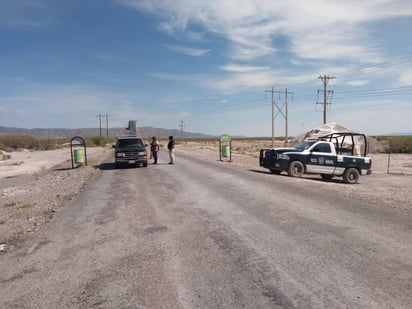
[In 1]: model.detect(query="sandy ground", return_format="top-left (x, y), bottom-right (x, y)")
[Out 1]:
top-left (0, 147), bottom-right (105, 178)
top-left (178, 141), bottom-right (412, 212)
top-left (1, 141), bottom-right (411, 177)
top-left (0, 142), bottom-right (411, 249)
top-left (0, 147), bottom-right (111, 247)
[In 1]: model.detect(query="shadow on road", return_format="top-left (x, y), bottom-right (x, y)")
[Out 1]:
top-left (249, 168), bottom-right (271, 174)
top-left (97, 162), bottom-right (117, 170)
top-left (97, 162), bottom-right (149, 170)
top-left (249, 168), bottom-right (348, 184)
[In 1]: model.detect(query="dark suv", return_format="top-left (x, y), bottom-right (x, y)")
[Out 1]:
top-left (113, 136), bottom-right (148, 168)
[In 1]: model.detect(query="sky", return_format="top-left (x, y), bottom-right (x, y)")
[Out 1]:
top-left (1, 0), bottom-right (412, 137)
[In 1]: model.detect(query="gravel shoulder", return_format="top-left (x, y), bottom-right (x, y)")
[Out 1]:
top-left (177, 141), bottom-right (412, 212)
top-left (1, 142), bottom-right (411, 252)
top-left (0, 147), bottom-right (111, 249)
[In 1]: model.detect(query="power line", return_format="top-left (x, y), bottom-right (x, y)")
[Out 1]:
top-left (212, 97), bottom-right (267, 113)
top-left (337, 55), bottom-right (412, 77)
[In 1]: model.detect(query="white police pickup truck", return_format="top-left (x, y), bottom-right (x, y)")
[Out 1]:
top-left (259, 132), bottom-right (372, 184)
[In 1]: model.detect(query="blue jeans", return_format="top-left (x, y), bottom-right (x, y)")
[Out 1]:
top-left (153, 151), bottom-right (158, 164)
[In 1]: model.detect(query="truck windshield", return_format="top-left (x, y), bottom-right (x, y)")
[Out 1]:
top-left (117, 139), bottom-right (144, 148)
top-left (292, 141), bottom-right (316, 150)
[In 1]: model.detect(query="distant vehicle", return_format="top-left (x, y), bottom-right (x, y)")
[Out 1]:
top-left (113, 136), bottom-right (148, 168)
top-left (259, 132), bottom-right (372, 184)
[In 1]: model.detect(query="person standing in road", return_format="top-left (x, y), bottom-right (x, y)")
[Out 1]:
top-left (150, 136), bottom-right (160, 164)
top-left (167, 135), bottom-right (175, 164)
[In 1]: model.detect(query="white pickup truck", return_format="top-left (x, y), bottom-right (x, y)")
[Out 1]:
top-left (259, 132), bottom-right (372, 184)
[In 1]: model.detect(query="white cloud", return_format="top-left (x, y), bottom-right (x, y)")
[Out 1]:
top-left (221, 64), bottom-right (271, 73)
top-left (206, 68), bottom-right (316, 93)
top-left (147, 63), bottom-right (319, 92)
top-left (164, 44), bottom-right (211, 56)
top-left (399, 70), bottom-right (412, 86)
top-left (346, 80), bottom-right (371, 86)
top-left (178, 112), bottom-right (192, 118)
top-left (118, 0), bottom-right (412, 63)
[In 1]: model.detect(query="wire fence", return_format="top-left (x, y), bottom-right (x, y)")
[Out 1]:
top-left (370, 152), bottom-right (412, 175)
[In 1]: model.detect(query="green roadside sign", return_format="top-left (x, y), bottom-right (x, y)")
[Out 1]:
top-left (220, 134), bottom-right (231, 142)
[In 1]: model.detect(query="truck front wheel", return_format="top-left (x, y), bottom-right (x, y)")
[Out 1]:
top-left (288, 161), bottom-right (304, 178)
top-left (343, 168), bottom-right (360, 184)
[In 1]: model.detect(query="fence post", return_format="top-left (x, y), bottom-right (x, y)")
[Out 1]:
top-left (387, 152), bottom-right (391, 174)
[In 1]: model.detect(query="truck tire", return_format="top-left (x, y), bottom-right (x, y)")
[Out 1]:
top-left (343, 168), bottom-right (360, 184)
top-left (288, 161), bottom-right (304, 177)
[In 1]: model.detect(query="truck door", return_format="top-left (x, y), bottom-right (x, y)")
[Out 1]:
top-left (307, 142), bottom-right (337, 174)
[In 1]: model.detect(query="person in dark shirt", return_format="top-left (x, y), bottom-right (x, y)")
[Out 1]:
top-left (167, 136), bottom-right (175, 164)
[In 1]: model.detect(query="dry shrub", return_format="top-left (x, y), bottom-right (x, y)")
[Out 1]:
top-left (0, 134), bottom-right (61, 151)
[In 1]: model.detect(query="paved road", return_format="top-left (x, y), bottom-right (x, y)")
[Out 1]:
top-left (1, 152), bottom-right (411, 308)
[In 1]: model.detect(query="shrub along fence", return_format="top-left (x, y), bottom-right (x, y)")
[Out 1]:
top-left (0, 134), bottom-right (115, 151)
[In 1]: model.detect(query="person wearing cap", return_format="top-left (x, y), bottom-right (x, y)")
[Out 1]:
top-left (150, 136), bottom-right (160, 164)
top-left (167, 136), bottom-right (175, 164)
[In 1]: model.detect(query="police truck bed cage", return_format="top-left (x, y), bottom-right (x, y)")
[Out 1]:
top-left (317, 132), bottom-right (369, 157)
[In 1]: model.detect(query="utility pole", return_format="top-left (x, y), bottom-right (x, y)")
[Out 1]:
top-left (318, 75), bottom-right (335, 124)
top-left (265, 87), bottom-right (293, 147)
top-left (179, 120), bottom-right (185, 142)
top-left (97, 114), bottom-right (102, 137)
top-left (285, 88), bottom-right (288, 145)
top-left (105, 114), bottom-right (109, 140)
top-left (265, 87), bottom-right (275, 147)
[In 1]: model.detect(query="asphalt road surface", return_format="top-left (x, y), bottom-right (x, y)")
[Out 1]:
top-left (1, 152), bottom-right (411, 308)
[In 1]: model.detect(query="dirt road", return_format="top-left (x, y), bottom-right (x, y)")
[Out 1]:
top-left (1, 151), bottom-right (411, 308)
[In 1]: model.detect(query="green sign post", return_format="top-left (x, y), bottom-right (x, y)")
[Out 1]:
top-left (219, 134), bottom-right (232, 162)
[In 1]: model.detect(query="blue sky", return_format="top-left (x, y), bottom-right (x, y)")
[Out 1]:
top-left (1, 0), bottom-right (412, 137)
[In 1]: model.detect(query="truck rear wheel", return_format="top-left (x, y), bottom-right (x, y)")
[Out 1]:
top-left (343, 168), bottom-right (360, 184)
top-left (288, 161), bottom-right (304, 178)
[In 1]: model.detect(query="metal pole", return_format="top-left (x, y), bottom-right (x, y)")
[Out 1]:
top-left (272, 86), bottom-right (275, 147)
top-left (285, 88), bottom-right (288, 145)
top-left (106, 114), bottom-right (109, 140)
top-left (387, 152), bottom-right (391, 174)
top-left (323, 76), bottom-right (327, 124)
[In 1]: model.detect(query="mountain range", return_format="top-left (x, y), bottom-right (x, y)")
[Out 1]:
top-left (0, 126), bottom-right (215, 139)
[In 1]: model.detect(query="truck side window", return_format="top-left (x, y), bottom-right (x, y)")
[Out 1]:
top-left (313, 143), bottom-right (331, 153)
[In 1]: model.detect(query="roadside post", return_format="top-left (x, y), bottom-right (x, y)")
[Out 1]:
top-left (70, 136), bottom-right (88, 169)
top-left (219, 134), bottom-right (232, 162)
